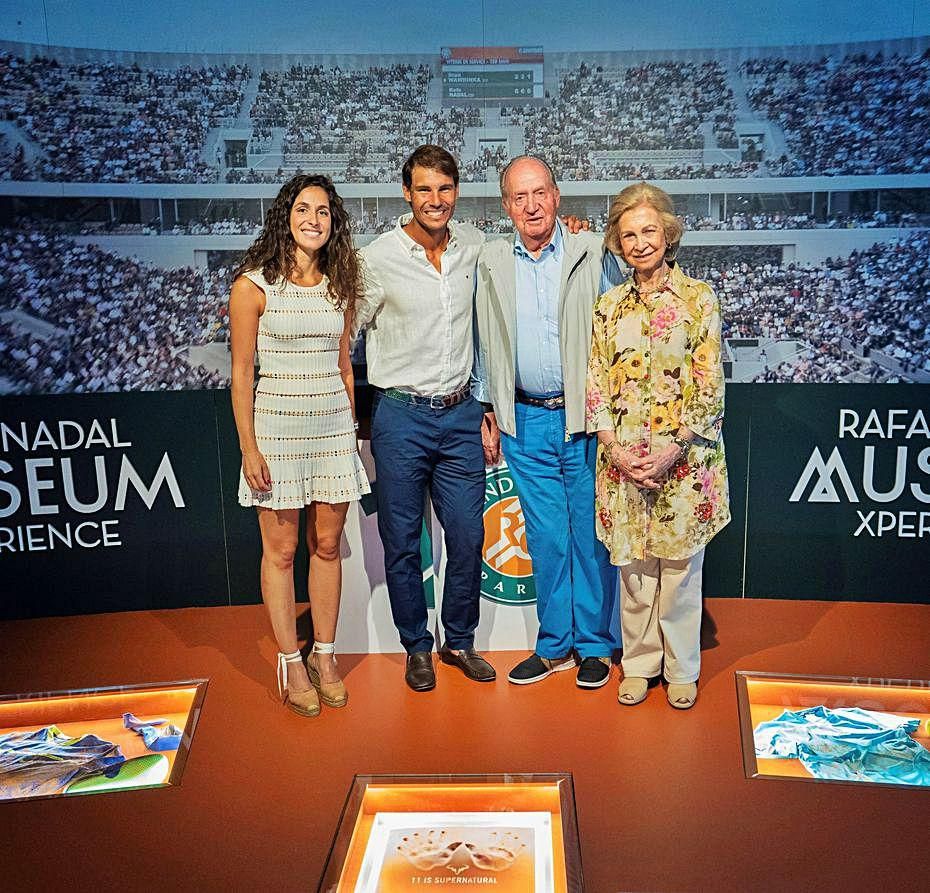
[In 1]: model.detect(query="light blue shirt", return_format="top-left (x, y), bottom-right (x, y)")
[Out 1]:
top-left (513, 223), bottom-right (624, 396)
top-left (513, 222), bottom-right (565, 396)
top-left (600, 250), bottom-right (623, 295)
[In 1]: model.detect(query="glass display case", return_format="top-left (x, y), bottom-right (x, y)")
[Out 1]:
top-left (736, 671), bottom-right (930, 789)
top-left (318, 773), bottom-right (582, 892)
top-left (0, 679), bottom-right (207, 802)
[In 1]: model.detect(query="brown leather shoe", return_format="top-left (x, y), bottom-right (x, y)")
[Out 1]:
top-left (439, 646), bottom-right (496, 682)
top-left (405, 651), bottom-right (436, 691)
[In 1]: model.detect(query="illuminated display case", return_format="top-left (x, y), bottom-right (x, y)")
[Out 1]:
top-left (0, 679), bottom-right (207, 802)
top-left (736, 671), bottom-right (930, 789)
top-left (318, 773), bottom-right (582, 892)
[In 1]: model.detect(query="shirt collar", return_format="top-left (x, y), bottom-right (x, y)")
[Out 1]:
top-left (395, 212), bottom-right (458, 254)
top-left (663, 261), bottom-right (687, 299)
top-left (624, 260), bottom-right (686, 300)
top-left (513, 219), bottom-right (563, 262)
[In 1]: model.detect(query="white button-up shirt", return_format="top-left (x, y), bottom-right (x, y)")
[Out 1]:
top-left (356, 214), bottom-right (486, 398)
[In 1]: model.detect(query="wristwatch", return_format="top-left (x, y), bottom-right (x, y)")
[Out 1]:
top-left (672, 435), bottom-right (691, 455)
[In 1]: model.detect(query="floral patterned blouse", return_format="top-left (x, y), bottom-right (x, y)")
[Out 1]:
top-left (586, 262), bottom-right (730, 564)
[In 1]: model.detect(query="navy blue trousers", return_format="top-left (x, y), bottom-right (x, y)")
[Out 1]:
top-left (371, 392), bottom-right (486, 653)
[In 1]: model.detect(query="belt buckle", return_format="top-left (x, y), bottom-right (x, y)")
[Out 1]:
top-left (430, 394), bottom-right (447, 409)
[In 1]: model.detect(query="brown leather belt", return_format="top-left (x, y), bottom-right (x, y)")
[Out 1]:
top-left (377, 384), bottom-right (471, 409)
top-left (515, 389), bottom-right (565, 410)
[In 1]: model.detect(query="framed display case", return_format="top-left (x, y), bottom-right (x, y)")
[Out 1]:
top-left (0, 679), bottom-right (207, 802)
top-left (318, 773), bottom-right (582, 892)
top-left (736, 671), bottom-right (930, 789)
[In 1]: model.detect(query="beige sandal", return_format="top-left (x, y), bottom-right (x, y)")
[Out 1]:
top-left (307, 641), bottom-right (348, 708)
top-left (277, 650), bottom-right (320, 717)
top-left (617, 676), bottom-right (649, 706)
top-left (667, 682), bottom-right (697, 709)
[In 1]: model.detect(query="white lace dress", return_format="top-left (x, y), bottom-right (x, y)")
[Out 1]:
top-left (237, 269), bottom-right (370, 508)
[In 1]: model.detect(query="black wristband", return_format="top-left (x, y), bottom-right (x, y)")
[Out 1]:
top-left (480, 402), bottom-right (495, 413)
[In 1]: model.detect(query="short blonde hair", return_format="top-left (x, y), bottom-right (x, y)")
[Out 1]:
top-left (605, 182), bottom-right (683, 260)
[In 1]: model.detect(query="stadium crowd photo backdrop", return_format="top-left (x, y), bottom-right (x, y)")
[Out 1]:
top-left (1, 1), bottom-right (928, 647)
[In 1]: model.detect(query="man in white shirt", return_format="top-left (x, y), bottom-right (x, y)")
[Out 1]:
top-left (355, 145), bottom-right (498, 692)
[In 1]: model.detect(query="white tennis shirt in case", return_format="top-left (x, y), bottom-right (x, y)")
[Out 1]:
top-left (355, 214), bottom-right (485, 398)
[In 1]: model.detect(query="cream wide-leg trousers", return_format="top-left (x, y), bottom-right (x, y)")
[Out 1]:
top-left (619, 549), bottom-right (704, 684)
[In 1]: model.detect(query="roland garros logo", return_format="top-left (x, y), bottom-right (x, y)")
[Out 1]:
top-left (481, 464), bottom-right (536, 605)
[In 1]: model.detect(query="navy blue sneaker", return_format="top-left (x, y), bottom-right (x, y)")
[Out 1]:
top-left (576, 657), bottom-right (611, 689)
top-left (507, 653), bottom-right (576, 685)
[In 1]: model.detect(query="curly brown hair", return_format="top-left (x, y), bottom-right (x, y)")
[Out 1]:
top-left (234, 174), bottom-right (360, 314)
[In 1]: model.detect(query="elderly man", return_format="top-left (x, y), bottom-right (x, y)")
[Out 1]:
top-left (476, 155), bottom-right (620, 688)
top-left (355, 145), bottom-right (498, 692)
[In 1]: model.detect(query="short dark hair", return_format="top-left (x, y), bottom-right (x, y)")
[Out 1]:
top-left (402, 144), bottom-right (459, 188)
top-left (499, 154), bottom-right (558, 198)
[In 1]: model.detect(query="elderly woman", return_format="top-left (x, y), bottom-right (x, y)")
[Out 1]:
top-left (586, 182), bottom-right (730, 709)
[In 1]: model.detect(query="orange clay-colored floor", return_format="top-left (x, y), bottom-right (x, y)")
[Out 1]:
top-left (1, 598), bottom-right (929, 892)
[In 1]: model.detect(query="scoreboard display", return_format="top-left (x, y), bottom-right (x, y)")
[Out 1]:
top-left (440, 46), bottom-right (544, 101)
top-left (443, 69), bottom-right (537, 100)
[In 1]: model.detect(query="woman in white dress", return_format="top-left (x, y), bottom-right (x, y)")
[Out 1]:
top-left (229, 174), bottom-right (370, 717)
